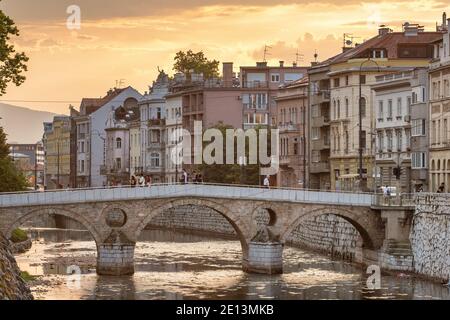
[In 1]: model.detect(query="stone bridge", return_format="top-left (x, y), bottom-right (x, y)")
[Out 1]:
top-left (0, 184), bottom-right (414, 275)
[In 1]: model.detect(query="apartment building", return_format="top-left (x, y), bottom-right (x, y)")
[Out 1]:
top-left (164, 92), bottom-right (183, 183)
top-left (318, 24), bottom-right (441, 191)
top-left (240, 61), bottom-right (308, 129)
top-left (429, 14), bottom-right (450, 192)
top-left (309, 63), bottom-right (331, 190)
top-left (71, 87), bottom-right (142, 187)
top-left (138, 71), bottom-right (170, 183)
top-left (42, 116), bottom-right (71, 189)
top-left (103, 105), bottom-right (140, 185)
top-left (372, 68), bottom-right (427, 193)
top-left (275, 76), bottom-right (309, 188)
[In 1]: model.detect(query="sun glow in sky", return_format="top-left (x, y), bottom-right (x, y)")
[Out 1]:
top-left (1, 0), bottom-right (449, 114)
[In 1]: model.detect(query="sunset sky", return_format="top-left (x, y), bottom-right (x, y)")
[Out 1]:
top-left (1, 0), bottom-right (449, 114)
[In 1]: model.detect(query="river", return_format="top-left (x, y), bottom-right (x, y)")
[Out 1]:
top-left (15, 228), bottom-right (450, 300)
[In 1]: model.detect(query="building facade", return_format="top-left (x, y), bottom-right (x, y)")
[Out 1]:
top-left (42, 116), bottom-right (71, 189)
top-left (429, 15), bottom-right (450, 192)
top-left (275, 76), bottom-right (309, 188)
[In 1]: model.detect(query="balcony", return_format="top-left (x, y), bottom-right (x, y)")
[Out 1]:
top-left (311, 138), bottom-right (330, 151)
top-left (278, 123), bottom-right (300, 132)
top-left (148, 119), bottom-right (166, 126)
top-left (310, 162), bottom-right (330, 173)
top-left (243, 103), bottom-right (268, 110)
top-left (241, 81), bottom-right (269, 89)
top-left (312, 116), bottom-right (330, 127)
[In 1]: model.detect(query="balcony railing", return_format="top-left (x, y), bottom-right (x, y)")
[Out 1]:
top-left (148, 119), bottom-right (165, 126)
top-left (241, 81), bottom-right (269, 89)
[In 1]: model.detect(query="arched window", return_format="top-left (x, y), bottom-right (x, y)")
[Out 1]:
top-left (360, 97), bottom-right (367, 118)
top-left (116, 138), bottom-right (122, 149)
top-left (151, 153), bottom-right (160, 167)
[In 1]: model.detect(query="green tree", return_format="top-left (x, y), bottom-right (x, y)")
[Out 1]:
top-left (0, 0), bottom-right (29, 95)
top-left (0, 126), bottom-right (27, 192)
top-left (173, 50), bottom-right (219, 81)
top-left (196, 122), bottom-right (262, 185)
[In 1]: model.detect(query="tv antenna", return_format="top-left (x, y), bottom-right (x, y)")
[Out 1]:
top-left (263, 45), bottom-right (272, 62)
top-left (343, 33), bottom-right (360, 49)
top-left (115, 79), bottom-right (126, 88)
top-left (313, 49), bottom-right (318, 63)
top-left (295, 49), bottom-right (304, 65)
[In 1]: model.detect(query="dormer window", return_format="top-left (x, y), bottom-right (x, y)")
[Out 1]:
top-left (372, 49), bottom-right (385, 58)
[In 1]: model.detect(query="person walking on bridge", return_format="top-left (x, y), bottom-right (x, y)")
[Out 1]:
top-left (263, 175), bottom-right (270, 189)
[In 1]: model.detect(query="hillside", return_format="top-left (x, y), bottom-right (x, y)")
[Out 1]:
top-left (0, 103), bottom-right (57, 144)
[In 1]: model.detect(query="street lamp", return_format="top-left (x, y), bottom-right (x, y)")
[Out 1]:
top-left (175, 109), bottom-right (181, 182)
top-left (358, 57), bottom-right (380, 191)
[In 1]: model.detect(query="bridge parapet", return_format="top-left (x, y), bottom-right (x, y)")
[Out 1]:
top-left (0, 183), bottom-right (375, 208)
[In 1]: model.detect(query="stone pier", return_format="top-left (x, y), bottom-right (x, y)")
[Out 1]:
top-left (246, 242), bottom-right (283, 275)
top-left (97, 243), bottom-right (135, 276)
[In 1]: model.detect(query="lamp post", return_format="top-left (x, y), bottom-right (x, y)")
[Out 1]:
top-left (175, 109), bottom-right (181, 182)
top-left (358, 57), bottom-right (380, 191)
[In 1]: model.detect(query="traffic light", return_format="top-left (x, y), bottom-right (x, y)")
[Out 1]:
top-left (393, 167), bottom-right (401, 180)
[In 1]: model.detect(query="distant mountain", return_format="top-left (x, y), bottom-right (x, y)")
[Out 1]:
top-left (0, 103), bottom-right (57, 144)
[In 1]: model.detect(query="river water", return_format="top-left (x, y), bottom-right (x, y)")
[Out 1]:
top-left (15, 228), bottom-right (450, 300)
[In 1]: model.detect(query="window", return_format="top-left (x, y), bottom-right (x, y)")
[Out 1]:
top-left (412, 152), bottom-right (426, 168)
top-left (387, 130), bottom-right (393, 151)
top-left (372, 49), bottom-right (385, 58)
top-left (377, 132), bottom-right (384, 151)
top-left (333, 78), bottom-right (340, 88)
top-left (116, 138), bottom-right (122, 149)
top-left (151, 153), bottom-right (160, 167)
top-left (312, 127), bottom-right (320, 140)
top-left (150, 130), bottom-right (161, 143)
top-left (361, 130), bottom-right (366, 149)
top-left (407, 96), bottom-right (412, 115)
top-left (271, 74), bottom-right (280, 82)
top-left (345, 99), bottom-right (349, 118)
top-left (116, 158), bottom-right (121, 169)
top-left (337, 100), bottom-right (340, 119)
top-left (378, 101), bottom-right (384, 120)
top-left (360, 97), bottom-right (366, 118)
top-left (397, 97), bottom-right (402, 118)
top-left (387, 99), bottom-right (393, 120)
top-left (396, 130), bottom-right (402, 151)
top-left (360, 75), bottom-right (366, 85)
top-left (345, 76), bottom-right (349, 86)
top-left (411, 119), bottom-right (426, 136)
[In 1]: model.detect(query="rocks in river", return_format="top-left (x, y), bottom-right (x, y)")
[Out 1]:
top-left (0, 233), bottom-right (33, 300)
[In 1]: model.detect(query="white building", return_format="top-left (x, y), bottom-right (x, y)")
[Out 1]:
top-left (138, 71), bottom-right (170, 183)
top-left (72, 87), bottom-right (143, 187)
top-left (164, 93), bottom-right (183, 183)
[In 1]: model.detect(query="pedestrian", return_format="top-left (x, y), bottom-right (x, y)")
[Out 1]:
top-left (197, 173), bottom-right (203, 184)
top-left (263, 175), bottom-right (270, 189)
top-left (139, 174), bottom-right (145, 187)
top-left (130, 175), bottom-right (137, 187)
top-left (145, 175), bottom-right (152, 187)
top-left (182, 169), bottom-right (188, 184)
top-left (437, 182), bottom-right (445, 193)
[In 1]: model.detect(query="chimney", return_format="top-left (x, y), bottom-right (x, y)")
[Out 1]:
top-left (279, 60), bottom-right (284, 67)
top-left (378, 25), bottom-right (392, 36)
top-left (222, 62), bottom-right (233, 87)
top-left (256, 62), bottom-right (268, 67)
top-left (293, 62), bottom-right (297, 67)
top-left (443, 12), bottom-right (447, 27)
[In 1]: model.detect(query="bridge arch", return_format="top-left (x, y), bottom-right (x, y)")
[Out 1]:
top-left (134, 198), bottom-right (250, 255)
top-left (5, 207), bottom-right (103, 245)
top-left (280, 206), bottom-right (380, 250)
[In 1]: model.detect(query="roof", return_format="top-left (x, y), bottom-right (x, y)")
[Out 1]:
top-left (79, 87), bottom-right (128, 115)
top-left (315, 31), bottom-right (443, 67)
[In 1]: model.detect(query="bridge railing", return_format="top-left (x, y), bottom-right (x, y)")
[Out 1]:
top-left (0, 182), bottom-right (378, 208)
top-left (371, 193), bottom-right (415, 207)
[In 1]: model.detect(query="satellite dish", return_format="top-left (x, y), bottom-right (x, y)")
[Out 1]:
top-left (346, 40), bottom-right (353, 46)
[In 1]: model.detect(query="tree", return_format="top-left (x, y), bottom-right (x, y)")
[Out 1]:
top-left (173, 50), bottom-right (219, 81)
top-left (0, 126), bottom-right (27, 192)
top-left (0, 1), bottom-right (29, 95)
top-left (196, 122), bottom-right (260, 185)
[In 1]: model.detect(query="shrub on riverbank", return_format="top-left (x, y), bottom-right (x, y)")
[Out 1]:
top-left (10, 228), bottom-right (28, 243)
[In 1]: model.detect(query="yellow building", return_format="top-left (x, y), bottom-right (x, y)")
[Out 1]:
top-left (429, 17), bottom-right (450, 192)
top-left (324, 25), bottom-right (442, 191)
top-left (43, 116), bottom-right (72, 189)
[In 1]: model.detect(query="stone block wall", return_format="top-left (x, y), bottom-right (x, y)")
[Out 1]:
top-left (411, 194), bottom-right (450, 281)
top-left (286, 214), bottom-right (361, 261)
top-left (146, 205), bottom-right (237, 238)
top-left (97, 244), bottom-right (135, 276)
top-left (247, 242), bottom-right (283, 274)
top-left (147, 205), bottom-right (360, 261)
